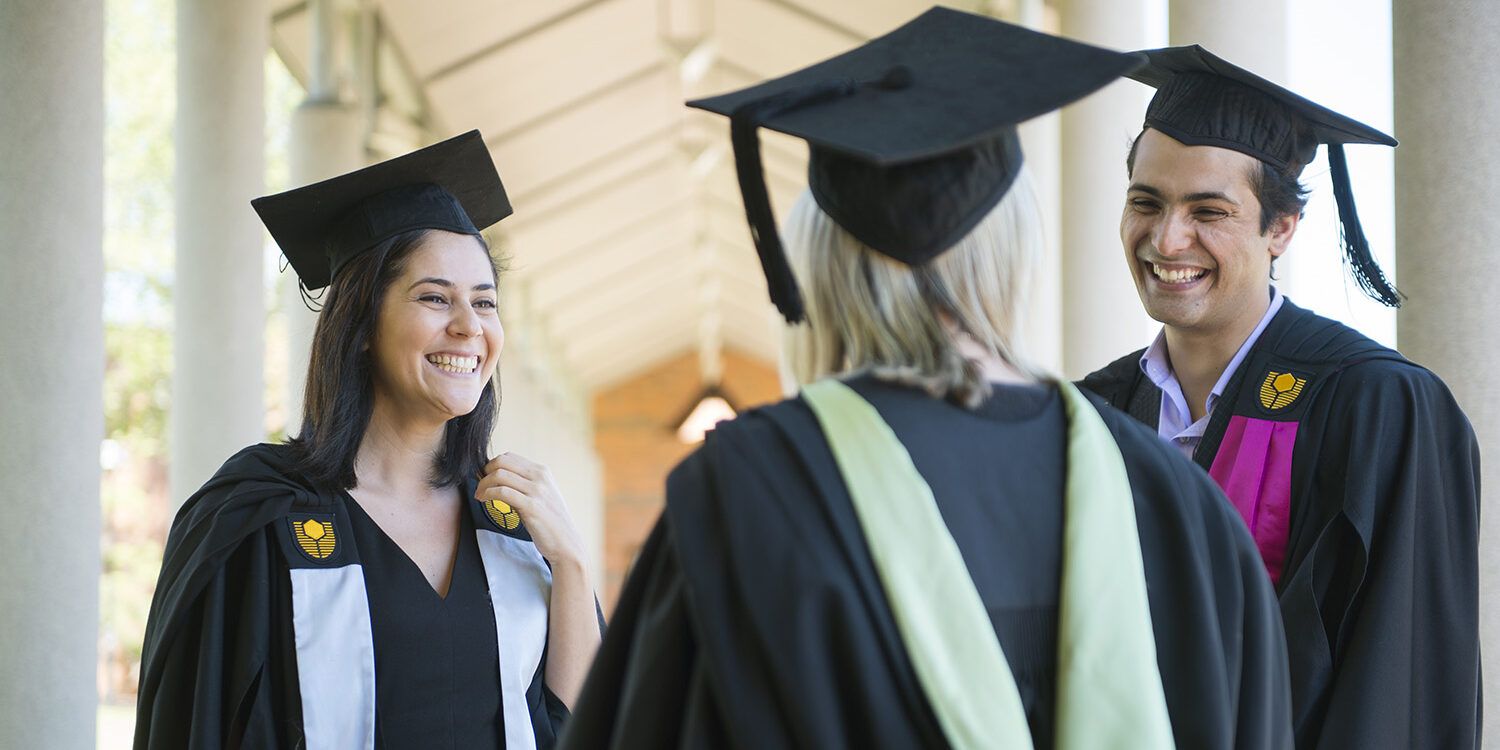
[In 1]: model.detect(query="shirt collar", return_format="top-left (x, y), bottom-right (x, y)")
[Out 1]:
top-left (1138, 286), bottom-right (1285, 412)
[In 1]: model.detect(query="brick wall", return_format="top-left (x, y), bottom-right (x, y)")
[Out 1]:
top-left (593, 349), bottom-right (782, 611)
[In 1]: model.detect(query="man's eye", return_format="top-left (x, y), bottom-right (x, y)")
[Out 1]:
top-left (1195, 208), bottom-right (1228, 219)
top-left (1129, 199), bottom-right (1160, 212)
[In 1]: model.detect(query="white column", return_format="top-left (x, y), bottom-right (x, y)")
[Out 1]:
top-left (283, 106), bottom-right (363, 436)
top-left (1168, 0), bottom-right (1288, 79)
top-left (283, 0), bottom-right (364, 438)
top-left (1393, 0), bottom-right (1500, 739)
top-left (1057, 0), bottom-right (1161, 378)
top-left (172, 0), bottom-right (268, 501)
top-left (1016, 0), bottom-right (1063, 374)
top-left (0, 2), bottom-right (103, 746)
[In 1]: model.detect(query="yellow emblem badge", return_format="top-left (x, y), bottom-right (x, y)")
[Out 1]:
top-left (1258, 371), bottom-right (1307, 412)
top-left (483, 499), bottom-right (521, 531)
top-left (292, 517), bottom-right (338, 560)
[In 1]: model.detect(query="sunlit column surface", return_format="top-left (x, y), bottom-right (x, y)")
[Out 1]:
top-left (283, 104), bottom-right (363, 437)
top-left (1393, 0), bottom-right (1500, 739)
top-left (172, 0), bottom-right (268, 502)
top-left (283, 0), bottom-right (365, 438)
top-left (1015, 0), bottom-right (1064, 374)
top-left (1057, 0), bottom-right (1161, 378)
top-left (0, 2), bottom-right (104, 746)
top-left (1168, 0), bottom-right (1288, 78)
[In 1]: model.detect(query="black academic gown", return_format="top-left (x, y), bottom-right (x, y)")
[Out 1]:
top-left (133, 443), bottom-right (570, 749)
top-left (1080, 299), bottom-right (1482, 749)
top-left (561, 378), bottom-right (1291, 749)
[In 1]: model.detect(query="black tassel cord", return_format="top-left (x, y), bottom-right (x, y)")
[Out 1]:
top-left (727, 67), bottom-right (913, 324)
top-left (1327, 143), bottom-right (1403, 308)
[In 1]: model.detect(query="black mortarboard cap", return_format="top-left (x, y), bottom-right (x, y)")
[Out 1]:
top-left (1131, 45), bottom-right (1402, 307)
top-left (688, 7), bottom-right (1143, 323)
top-left (252, 129), bottom-right (511, 292)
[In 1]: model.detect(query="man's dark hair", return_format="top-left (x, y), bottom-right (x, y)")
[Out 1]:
top-left (1126, 129), bottom-right (1310, 233)
top-left (290, 228), bottom-right (502, 490)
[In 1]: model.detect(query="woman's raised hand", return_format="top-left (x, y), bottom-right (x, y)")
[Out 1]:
top-left (475, 452), bottom-right (587, 567)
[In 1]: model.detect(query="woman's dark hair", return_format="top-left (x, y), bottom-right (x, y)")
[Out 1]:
top-left (290, 228), bottom-right (502, 490)
top-left (1126, 129), bottom-right (1310, 233)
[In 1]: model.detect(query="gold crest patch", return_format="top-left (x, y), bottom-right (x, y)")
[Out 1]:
top-left (483, 499), bottom-right (521, 531)
top-left (292, 517), bottom-right (338, 560)
top-left (1258, 370), bottom-right (1307, 412)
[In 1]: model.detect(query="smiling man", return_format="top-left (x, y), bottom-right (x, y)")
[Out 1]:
top-left (1080, 47), bottom-right (1481, 748)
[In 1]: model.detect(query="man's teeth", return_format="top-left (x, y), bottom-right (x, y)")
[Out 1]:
top-left (1151, 263), bottom-right (1208, 284)
top-left (426, 354), bottom-right (478, 373)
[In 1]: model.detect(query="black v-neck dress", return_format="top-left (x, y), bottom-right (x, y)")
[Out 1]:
top-left (346, 497), bottom-right (504, 748)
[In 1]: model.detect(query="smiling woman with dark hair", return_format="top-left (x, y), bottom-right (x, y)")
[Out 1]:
top-left (135, 131), bottom-right (600, 750)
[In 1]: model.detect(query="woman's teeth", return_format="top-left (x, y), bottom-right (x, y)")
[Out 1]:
top-left (426, 354), bottom-right (478, 374)
top-left (1151, 263), bottom-right (1208, 284)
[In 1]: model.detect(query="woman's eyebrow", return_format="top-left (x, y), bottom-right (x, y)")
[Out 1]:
top-left (408, 278), bottom-right (496, 291)
top-left (407, 277), bottom-right (453, 290)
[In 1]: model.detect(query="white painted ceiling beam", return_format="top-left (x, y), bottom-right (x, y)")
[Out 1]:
top-left (532, 239), bottom-right (697, 325)
top-left (576, 329), bottom-right (697, 391)
top-left (548, 256), bottom-right (701, 336)
top-left (425, 0), bottom-right (661, 139)
top-left (511, 197), bottom-right (695, 282)
top-left (505, 161), bottom-right (693, 271)
top-left (527, 218), bottom-right (696, 309)
top-left (565, 298), bottom-right (700, 374)
top-left (394, 0), bottom-right (603, 81)
top-left (487, 64), bottom-right (681, 198)
top-left (502, 125), bottom-right (679, 214)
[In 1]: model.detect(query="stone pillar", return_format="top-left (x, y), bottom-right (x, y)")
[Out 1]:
top-left (1168, 0), bottom-right (1288, 80)
top-left (1393, 0), bottom-right (1500, 738)
top-left (283, 105), bottom-right (362, 437)
top-left (0, 2), bottom-right (103, 747)
top-left (283, 0), bottom-right (364, 438)
top-left (1057, 0), bottom-right (1160, 378)
top-left (172, 0), bottom-right (268, 501)
top-left (1016, 0), bottom-right (1063, 374)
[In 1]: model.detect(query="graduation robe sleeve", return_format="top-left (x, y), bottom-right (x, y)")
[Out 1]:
top-left (1285, 360), bottom-right (1481, 748)
top-left (134, 445), bottom-right (308, 750)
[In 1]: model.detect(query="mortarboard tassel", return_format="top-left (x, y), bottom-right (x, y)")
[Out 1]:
top-left (728, 67), bottom-right (913, 324)
top-left (1327, 143), bottom-right (1403, 308)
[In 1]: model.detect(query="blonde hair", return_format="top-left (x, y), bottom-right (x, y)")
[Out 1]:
top-left (782, 166), bottom-right (1048, 408)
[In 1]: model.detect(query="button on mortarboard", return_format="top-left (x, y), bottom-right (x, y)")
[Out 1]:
top-left (1129, 45), bottom-right (1401, 307)
top-left (252, 129), bottom-right (511, 292)
top-left (688, 7), bottom-right (1144, 323)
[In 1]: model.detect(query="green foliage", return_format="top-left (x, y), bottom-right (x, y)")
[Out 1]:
top-left (103, 324), bottom-right (172, 459)
top-left (105, 0), bottom-right (175, 328)
top-left (100, 0), bottom-right (175, 705)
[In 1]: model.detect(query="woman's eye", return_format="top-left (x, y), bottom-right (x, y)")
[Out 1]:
top-left (419, 294), bottom-right (447, 305)
top-left (473, 298), bottom-right (497, 309)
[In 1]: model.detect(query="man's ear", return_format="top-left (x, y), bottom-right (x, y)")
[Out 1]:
top-left (1267, 211), bottom-right (1300, 259)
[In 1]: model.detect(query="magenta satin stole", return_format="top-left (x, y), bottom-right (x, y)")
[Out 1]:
top-left (1208, 416), bottom-right (1297, 585)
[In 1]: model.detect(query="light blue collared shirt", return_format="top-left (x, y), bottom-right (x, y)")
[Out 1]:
top-left (1139, 288), bottom-right (1285, 460)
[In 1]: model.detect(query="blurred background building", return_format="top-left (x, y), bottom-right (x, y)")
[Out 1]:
top-left (2, 0), bottom-right (1496, 746)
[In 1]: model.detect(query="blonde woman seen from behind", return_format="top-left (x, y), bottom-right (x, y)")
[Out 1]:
top-left (563, 9), bottom-right (1291, 750)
